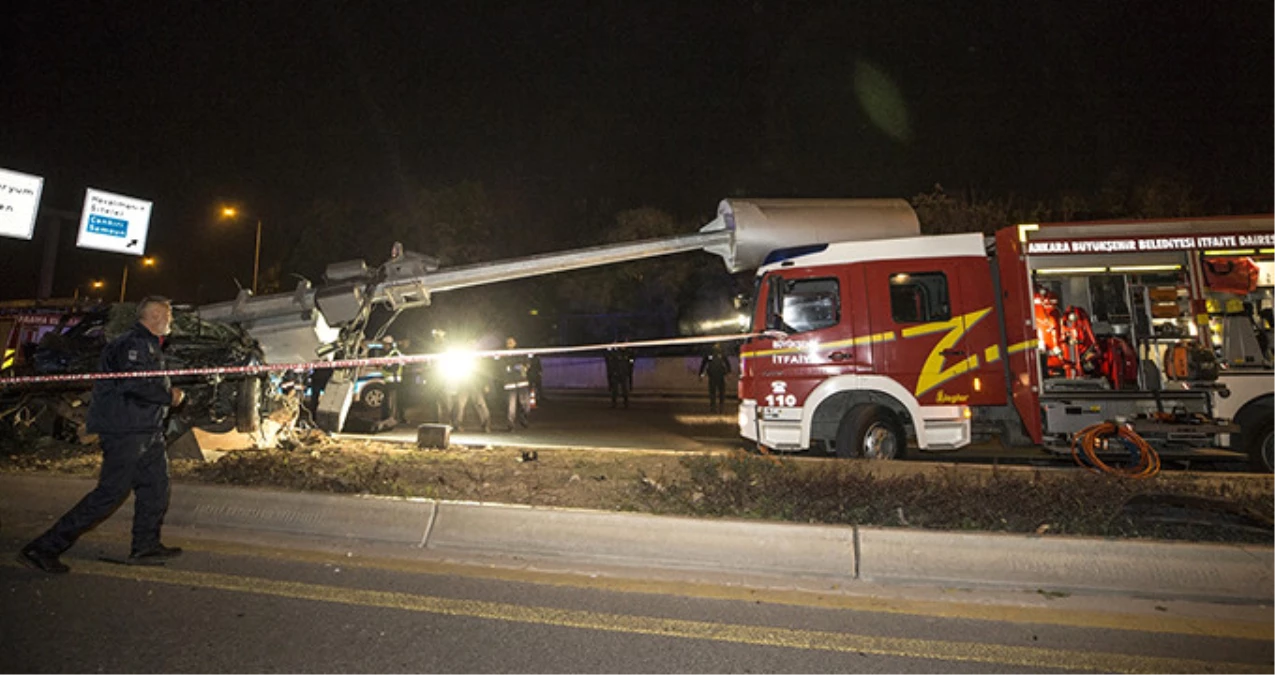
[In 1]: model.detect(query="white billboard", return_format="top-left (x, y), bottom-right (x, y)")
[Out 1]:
top-left (0, 167), bottom-right (45, 240)
top-left (76, 188), bottom-right (153, 255)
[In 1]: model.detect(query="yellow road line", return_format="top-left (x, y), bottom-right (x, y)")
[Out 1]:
top-left (39, 559), bottom-right (1271, 674)
top-left (13, 537), bottom-right (1264, 642)
top-left (182, 541), bottom-right (1271, 642)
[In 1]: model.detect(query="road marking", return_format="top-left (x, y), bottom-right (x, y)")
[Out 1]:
top-left (171, 539), bottom-right (1275, 643)
top-left (34, 559), bottom-right (1271, 674)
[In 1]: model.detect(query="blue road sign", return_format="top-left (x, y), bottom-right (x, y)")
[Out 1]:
top-left (86, 214), bottom-right (128, 238)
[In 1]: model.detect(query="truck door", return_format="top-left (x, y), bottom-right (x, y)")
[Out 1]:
top-left (866, 257), bottom-right (1006, 407)
top-left (745, 264), bottom-right (864, 419)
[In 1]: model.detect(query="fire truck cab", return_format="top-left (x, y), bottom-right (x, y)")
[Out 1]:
top-left (738, 215), bottom-right (1273, 471)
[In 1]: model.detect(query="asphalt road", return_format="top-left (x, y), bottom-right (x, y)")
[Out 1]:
top-left (3, 529), bottom-right (1270, 674)
top-left (349, 393), bottom-right (750, 453)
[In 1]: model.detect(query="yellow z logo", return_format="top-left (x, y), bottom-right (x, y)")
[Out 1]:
top-left (902, 308), bottom-right (990, 398)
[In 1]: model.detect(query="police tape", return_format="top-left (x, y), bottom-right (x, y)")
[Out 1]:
top-left (0, 332), bottom-right (757, 388)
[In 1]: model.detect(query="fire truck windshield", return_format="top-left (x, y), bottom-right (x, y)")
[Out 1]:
top-left (765, 277), bottom-right (840, 334)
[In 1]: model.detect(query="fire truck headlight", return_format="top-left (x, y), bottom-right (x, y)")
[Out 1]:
top-left (439, 349), bottom-right (477, 384)
top-left (962, 407), bottom-right (972, 419)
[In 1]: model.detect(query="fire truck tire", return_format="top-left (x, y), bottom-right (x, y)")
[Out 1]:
top-left (835, 404), bottom-right (906, 460)
top-left (235, 377), bottom-right (262, 434)
top-left (1244, 416), bottom-right (1273, 473)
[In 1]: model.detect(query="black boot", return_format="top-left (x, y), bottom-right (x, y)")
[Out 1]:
top-left (129, 544), bottom-right (183, 565)
top-left (18, 544), bottom-right (70, 574)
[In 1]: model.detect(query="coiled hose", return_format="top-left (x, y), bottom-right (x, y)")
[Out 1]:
top-left (1071, 421), bottom-right (1160, 478)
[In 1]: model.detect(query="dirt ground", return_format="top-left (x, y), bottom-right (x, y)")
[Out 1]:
top-left (3, 432), bottom-right (1272, 543)
top-left (194, 439), bottom-right (699, 510)
top-left (0, 433), bottom-right (696, 511)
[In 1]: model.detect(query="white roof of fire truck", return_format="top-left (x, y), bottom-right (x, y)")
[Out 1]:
top-left (756, 232), bottom-right (986, 275)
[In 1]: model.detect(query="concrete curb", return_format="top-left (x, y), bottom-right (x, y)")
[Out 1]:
top-left (2, 473), bottom-right (1270, 602)
top-left (171, 483), bottom-right (436, 547)
top-left (426, 502), bottom-right (856, 577)
top-left (856, 527), bottom-right (1274, 600)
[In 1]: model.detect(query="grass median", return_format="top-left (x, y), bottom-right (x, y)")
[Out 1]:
top-left (2, 431), bottom-right (1271, 545)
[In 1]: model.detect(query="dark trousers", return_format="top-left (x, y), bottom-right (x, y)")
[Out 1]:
top-left (708, 376), bottom-right (726, 412)
top-left (505, 386), bottom-right (529, 428)
top-left (30, 431), bottom-right (171, 556)
top-left (608, 374), bottom-right (629, 408)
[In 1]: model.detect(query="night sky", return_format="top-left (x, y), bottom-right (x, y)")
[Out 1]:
top-left (2, 0), bottom-right (1271, 304)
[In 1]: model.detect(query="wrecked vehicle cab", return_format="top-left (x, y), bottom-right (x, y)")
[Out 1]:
top-left (1, 301), bottom-right (299, 450)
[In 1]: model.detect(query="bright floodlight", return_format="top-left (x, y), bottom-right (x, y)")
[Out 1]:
top-left (439, 349), bottom-right (477, 384)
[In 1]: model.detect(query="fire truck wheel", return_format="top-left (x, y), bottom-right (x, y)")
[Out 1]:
top-left (835, 405), bottom-right (906, 461)
top-left (235, 377), bottom-right (262, 434)
top-left (1246, 416), bottom-right (1273, 473)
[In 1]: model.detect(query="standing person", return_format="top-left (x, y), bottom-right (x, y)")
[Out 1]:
top-left (18, 296), bottom-right (185, 573)
top-left (526, 352), bottom-right (544, 404)
top-left (604, 345), bottom-right (631, 409)
top-left (453, 359), bottom-right (491, 434)
top-left (498, 336), bottom-right (531, 430)
top-left (423, 330), bottom-right (451, 424)
top-left (699, 343), bottom-right (732, 413)
top-left (379, 334), bottom-right (404, 424)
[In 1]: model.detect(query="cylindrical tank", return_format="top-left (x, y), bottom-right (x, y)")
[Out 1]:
top-left (700, 198), bottom-right (920, 272)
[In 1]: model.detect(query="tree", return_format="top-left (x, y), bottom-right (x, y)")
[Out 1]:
top-left (281, 182), bottom-right (503, 285)
top-left (387, 181), bottom-right (501, 266)
top-left (1094, 170), bottom-right (1206, 219)
top-left (550, 207), bottom-right (734, 341)
top-left (909, 185), bottom-right (1052, 235)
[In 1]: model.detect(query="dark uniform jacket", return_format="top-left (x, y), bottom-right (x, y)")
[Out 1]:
top-left (699, 352), bottom-right (731, 379)
top-left (86, 323), bottom-right (173, 435)
top-left (605, 348), bottom-right (634, 381)
top-left (498, 355), bottom-right (530, 390)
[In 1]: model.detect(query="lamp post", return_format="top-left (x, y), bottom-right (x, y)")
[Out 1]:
top-left (120, 256), bottom-right (157, 303)
top-left (220, 206), bottom-right (262, 295)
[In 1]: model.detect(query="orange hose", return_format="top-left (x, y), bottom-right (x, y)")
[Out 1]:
top-left (1071, 421), bottom-right (1160, 478)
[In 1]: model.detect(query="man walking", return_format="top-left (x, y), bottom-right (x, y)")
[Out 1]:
top-left (18, 296), bottom-right (185, 573)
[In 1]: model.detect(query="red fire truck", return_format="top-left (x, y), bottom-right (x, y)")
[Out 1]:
top-left (0, 300), bottom-right (98, 374)
top-left (738, 215), bottom-right (1273, 471)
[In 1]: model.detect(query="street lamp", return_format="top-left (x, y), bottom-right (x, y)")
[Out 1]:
top-left (120, 256), bottom-right (157, 302)
top-left (219, 205), bottom-right (262, 295)
top-left (73, 279), bottom-right (107, 302)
